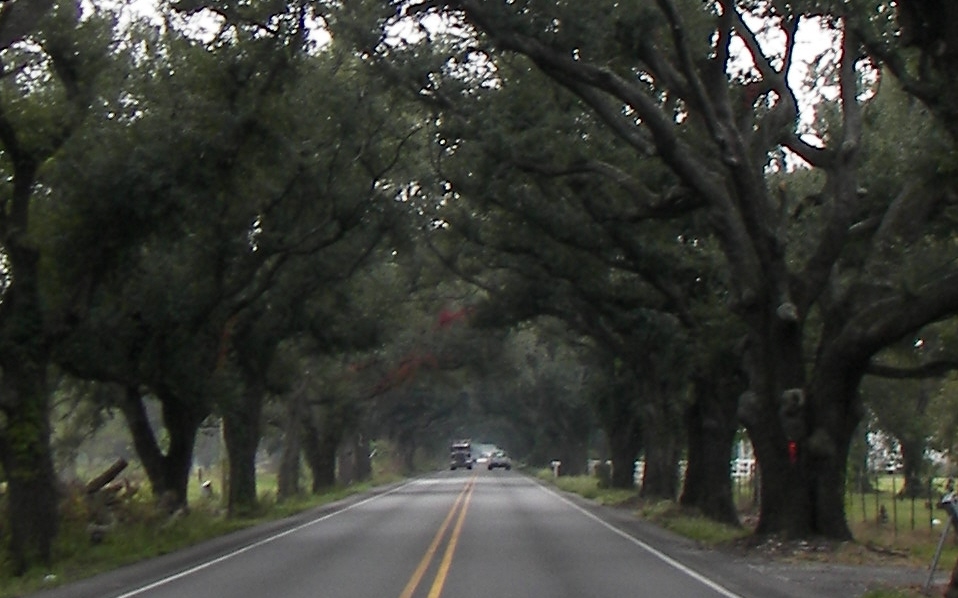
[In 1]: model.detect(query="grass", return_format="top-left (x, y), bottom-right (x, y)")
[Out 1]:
top-left (535, 469), bottom-right (637, 506)
top-left (4, 466), bottom-right (952, 597)
top-left (538, 471), bottom-right (958, 560)
top-left (534, 469), bottom-right (749, 545)
top-left (538, 471), bottom-right (958, 597)
top-left (0, 471), bottom-right (405, 598)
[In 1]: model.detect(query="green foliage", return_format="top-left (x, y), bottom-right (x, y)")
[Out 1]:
top-left (0, 475), bottom-right (399, 598)
top-left (860, 591), bottom-right (923, 598)
top-left (539, 471), bottom-right (747, 543)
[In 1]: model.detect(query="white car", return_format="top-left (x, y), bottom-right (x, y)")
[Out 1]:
top-left (488, 451), bottom-right (512, 470)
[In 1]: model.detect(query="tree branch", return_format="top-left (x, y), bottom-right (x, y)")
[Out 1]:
top-left (867, 360), bottom-right (958, 380)
top-left (795, 23), bottom-right (865, 314)
top-left (0, 0), bottom-right (53, 52)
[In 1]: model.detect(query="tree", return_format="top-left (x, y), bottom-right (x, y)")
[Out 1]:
top-left (681, 316), bottom-right (746, 525)
top-left (358, 0), bottom-right (958, 540)
top-left (378, 27), bottom-right (734, 503)
top-left (481, 321), bottom-right (595, 474)
top-left (0, 1), bottom-right (114, 571)
top-left (856, 1), bottom-right (958, 142)
top-left (50, 0), bottom-right (417, 514)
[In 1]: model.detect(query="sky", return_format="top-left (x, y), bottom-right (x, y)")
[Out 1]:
top-left (83, 0), bottom-right (331, 47)
top-left (84, 1), bottom-right (846, 149)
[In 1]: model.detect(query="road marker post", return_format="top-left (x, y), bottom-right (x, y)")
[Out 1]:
top-left (924, 492), bottom-right (958, 594)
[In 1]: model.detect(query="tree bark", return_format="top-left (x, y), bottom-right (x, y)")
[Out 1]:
top-left (551, 437), bottom-right (588, 476)
top-left (337, 431), bottom-right (371, 485)
top-left (118, 386), bottom-right (202, 510)
top-left (392, 430), bottom-right (420, 474)
top-left (85, 458), bottom-right (129, 494)
top-left (743, 347), bottom-right (861, 539)
top-left (639, 388), bottom-right (683, 500)
top-left (898, 436), bottom-right (927, 498)
top-left (277, 388), bottom-right (306, 501)
top-left (0, 365), bottom-right (58, 574)
top-left (680, 373), bottom-right (740, 525)
top-left (607, 420), bottom-right (642, 489)
top-left (222, 384), bottom-right (263, 516)
top-left (0, 240), bottom-right (58, 574)
top-left (302, 409), bottom-right (342, 493)
top-left (354, 432), bottom-right (372, 482)
top-left (337, 435), bottom-right (356, 486)
top-left (592, 371), bottom-right (643, 489)
top-left (946, 558), bottom-right (958, 598)
top-left (640, 426), bottom-right (680, 500)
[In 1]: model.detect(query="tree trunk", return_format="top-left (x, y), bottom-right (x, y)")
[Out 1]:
top-left (354, 432), bottom-right (372, 482)
top-left (338, 435), bottom-right (356, 486)
top-left (0, 366), bottom-right (58, 575)
top-left (593, 374), bottom-right (642, 489)
top-left (898, 436), bottom-right (926, 498)
top-left (0, 238), bottom-right (58, 573)
top-left (396, 435), bottom-right (417, 474)
top-left (607, 421), bottom-right (642, 489)
top-left (681, 400), bottom-right (739, 524)
top-left (639, 395), bottom-right (682, 500)
top-left (945, 549), bottom-right (958, 598)
top-left (554, 439), bottom-right (588, 476)
top-left (222, 384), bottom-right (263, 516)
top-left (680, 370), bottom-right (741, 525)
top-left (337, 431), bottom-right (371, 485)
top-left (119, 386), bottom-right (202, 510)
top-left (303, 411), bottom-right (342, 493)
top-left (277, 388), bottom-right (306, 501)
top-left (641, 428), bottom-right (680, 500)
top-left (745, 375), bottom-right (859, 539)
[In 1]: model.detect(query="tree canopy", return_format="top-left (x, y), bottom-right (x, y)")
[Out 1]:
top-left (1, 0), bottom-right (958, 574)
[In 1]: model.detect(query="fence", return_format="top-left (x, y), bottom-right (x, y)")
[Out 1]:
top-left (631, 457), bottom-right (952, 538)
top-left (728, 466), bottom-right (954, 539)
top-left (843, 475), bottom-right (953, 538)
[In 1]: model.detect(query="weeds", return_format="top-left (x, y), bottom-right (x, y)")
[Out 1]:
top-left (535, 470), bottom-right (749, 544)
top-left (0, 474), bottom-right (400, 598)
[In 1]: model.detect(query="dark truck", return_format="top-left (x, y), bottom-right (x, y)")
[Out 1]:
top-left (449, 440), bottom-right (473, 470)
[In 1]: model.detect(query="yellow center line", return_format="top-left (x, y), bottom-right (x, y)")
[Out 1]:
top-left (398, 477), bottom-right (475, 598)
top-left (426, 479), bottom-right (475, 598)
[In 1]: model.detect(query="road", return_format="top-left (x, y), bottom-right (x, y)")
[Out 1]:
top-left (29, 469), bottom-right (932, 598)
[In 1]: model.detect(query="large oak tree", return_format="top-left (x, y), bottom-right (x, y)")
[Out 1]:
top-left (363, 0), bottom-right (958, 539)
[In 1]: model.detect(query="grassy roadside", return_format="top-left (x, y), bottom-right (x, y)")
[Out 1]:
top-left (533, 470), bottom-right (952, 598)
top-left (0, 473), bottom-right (404, 598)
top-left (534, 469), bottom-right (749, 545)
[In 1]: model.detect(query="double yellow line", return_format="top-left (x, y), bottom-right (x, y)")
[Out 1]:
top-left (399, 476), bottom-right (477, 598)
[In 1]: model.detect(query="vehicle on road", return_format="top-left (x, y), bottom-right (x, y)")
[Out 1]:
top-left (450, 440), bottom-right (473, 470)
top-left (487, 450), bottom-right (512, 470)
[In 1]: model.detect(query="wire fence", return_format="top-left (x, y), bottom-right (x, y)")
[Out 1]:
top-left (628, 457), bottom-right (954, 540)
top-left (845, 475), bottom-right (952, 537)
top-left (728, 469), bottom-right (955, 540)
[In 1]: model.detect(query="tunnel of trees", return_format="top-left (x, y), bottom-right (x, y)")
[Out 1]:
top-left (1, 0), bottom-right (958, 586)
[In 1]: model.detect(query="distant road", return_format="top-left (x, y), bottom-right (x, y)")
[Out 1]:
top-left (28, 470), bottom-right (926, 598)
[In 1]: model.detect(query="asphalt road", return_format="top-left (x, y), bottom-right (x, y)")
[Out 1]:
top-left (28, 469), bottom-right (935, 598)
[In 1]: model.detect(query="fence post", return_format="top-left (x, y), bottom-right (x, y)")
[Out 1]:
top-left (891, 474), bottom-right (898, 538)
top-left (874, 479), bottom-right (880, 524)
top-left (930, 478), bottom-right (935, 532)
top-left (861, 470), bottom-right (868, 523)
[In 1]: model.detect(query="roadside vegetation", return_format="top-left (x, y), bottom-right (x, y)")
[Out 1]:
top-left (536, 469), bottom-right (749, 545)
top-left (3, 2), bottom-right (958, 597)
top-left (0, 468), bottom-right (405, 598)
top-left (539, 468), bottom-right (958, 596)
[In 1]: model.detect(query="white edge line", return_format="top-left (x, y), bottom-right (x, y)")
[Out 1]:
top-left (535, 482), bottom-right (745, 598)
top-left (111, 480), bottom-right (416, 598)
